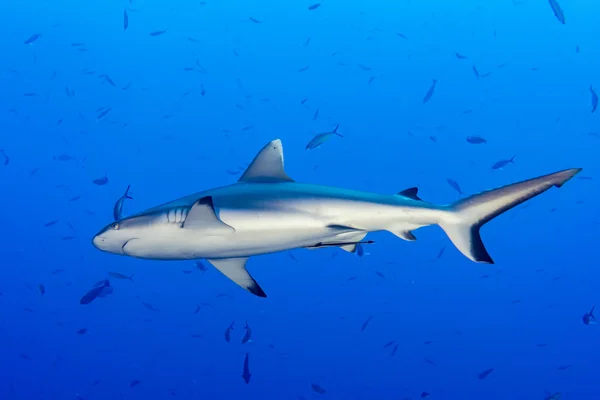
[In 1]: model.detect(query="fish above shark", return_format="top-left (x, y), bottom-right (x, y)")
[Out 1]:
top-left (92, 139), bottom-right (581, 297)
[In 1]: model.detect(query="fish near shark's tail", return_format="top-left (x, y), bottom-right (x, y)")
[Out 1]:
top-left (437, 168), bottom-right (581, 264)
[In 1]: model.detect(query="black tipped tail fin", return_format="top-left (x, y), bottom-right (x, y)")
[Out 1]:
top-left (438, 168), bottom-right (581, 263)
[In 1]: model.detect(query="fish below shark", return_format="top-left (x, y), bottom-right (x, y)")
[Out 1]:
top-left (92, 139), bottom-right (581, 297)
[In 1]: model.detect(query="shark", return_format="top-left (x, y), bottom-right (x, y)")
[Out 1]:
top-left (92, 139), bottom-right (581, 297)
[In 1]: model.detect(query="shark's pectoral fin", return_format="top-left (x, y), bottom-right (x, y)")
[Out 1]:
top-left (206, 257), bottom-right (266, 298)
top-left (238, 139), bottom-right (294, 183)
top-left (183, 196), bottom-right (235, 233)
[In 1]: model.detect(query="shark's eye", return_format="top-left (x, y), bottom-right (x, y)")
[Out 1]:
top-left (111, 223), bottom-right (120, 230)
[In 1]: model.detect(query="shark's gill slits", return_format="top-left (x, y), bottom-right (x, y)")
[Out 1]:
top-left (166, 207), bottom-right (189, 225)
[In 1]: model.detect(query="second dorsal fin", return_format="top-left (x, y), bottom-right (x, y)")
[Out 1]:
top-left (238, 139), bottom-right (294, 183)
top-left (397, 187), bottom-right (422, 201)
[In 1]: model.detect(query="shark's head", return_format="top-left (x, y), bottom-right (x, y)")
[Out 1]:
top-left (93, 205), bottom-right (190, 256)
top-left (92, 215), bottom-right (152, 256)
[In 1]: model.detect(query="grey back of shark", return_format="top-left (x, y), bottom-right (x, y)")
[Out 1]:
top-left (92, 139), bottom-right (581, 297)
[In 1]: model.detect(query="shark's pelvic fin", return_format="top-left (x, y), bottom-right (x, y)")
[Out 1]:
top-left (239, 139), bottom-right (294, 183)
top-left (206, 257), bottom-right (266, 297)
top-left (183, 196), bottom-right (235, 233)
top-left (439, 168), bottom-right (581, 264)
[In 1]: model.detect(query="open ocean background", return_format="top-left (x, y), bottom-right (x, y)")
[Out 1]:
top-left (0, 0), bottom-right (598, 398)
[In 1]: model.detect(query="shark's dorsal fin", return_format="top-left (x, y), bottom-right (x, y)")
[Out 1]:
top-left (397, 187), bottom-right (421, 201)
top-left (206, 257), bottom-right (266, 297)
top-left (239, 139), bottom-right (294, 183)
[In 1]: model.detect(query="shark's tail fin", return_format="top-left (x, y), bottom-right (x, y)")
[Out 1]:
top-left (438, 168), bottom-right (581, 264)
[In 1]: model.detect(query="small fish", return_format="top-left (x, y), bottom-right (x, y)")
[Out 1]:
top-left (491, 155), bottom-right (516, 170)
top-left (305, 124), bottom-right (343, 150)
top-left (478, 368), bottom-right (494, 380)
top-left (311, 383), bottom-right (326, 394)
top-left (0, 149), bottom-right (9, 165)
top-left (544, 392), bottom-right (562, 400)
top-left (69, 195), bottom-right (81, 202)
top-left (396, 32), bottom-right (408, 39)
top-left (44, 220), bottom-right (58, 227)
top-left (422, 79), bottom-right (437, 104)
top-left (383, 341), bottom-right (396, 348)
top-left (356, 243), bottom-right (365, 257)
top-left (242, 353), bottom-right (251, 383)
top-left (466, 136), bottom-right (487, 144)
top-left (38, 284), bottom-right (46, 295)
top-left (130, 380), bottom-right (141, 388)
top-left (446, 178), bottom-right (464, 196)
top-left (124, 10), bottom-right (129, 31)
top-left (77, 328), bottom-right (88, 335)
top-left (113, 185), bottom-right (133, 220)
top-left (92, 175), bottom-right (109, 186)
top-left (108, 272), bottom-right (134, 281)
top-left (472, 65), bottom-right (480, 78)
top-left (582, 305), bottom-right (596, 325)
top-left (313, 108), bottom-right (319, 120)
top-left (142, 302), bottom-right (158, 312)
top-left (62, 236), bottom-right (75, 241)
top-left (298, 65), bottom-right (309, 72)
top-left (361, 316), bottom-right (373, 332)
top-left (390, 343), bottom-right (398, 356)
top-left (24, 33), bottom-right (41, 44)
top-left (434, 247), bottom-right (445, 260)
top-left (99, 75), bottom-right (116, 87)
top-left (548, 0), bottom-right (565, 24)
top-left (308, 3), bottom-right (321, 10)
top-left (455, 52), bottom-right (467, 59)
top-left (241, 321), bottom-right (252, 344)
top-left (149, 30), bottom-right (167, 36)
top-left (421, 392), bottom-right (430, 398)
top-left (80, 280), bottom-right (110, 305)
top-left (248, 17), bottom-right (261, 23)
top-left (225, 321), bottom-right (235, 342)
top-left (96, 108), bottom-right (112, 120)
top-left (591, 85), bottom-right (598, 113)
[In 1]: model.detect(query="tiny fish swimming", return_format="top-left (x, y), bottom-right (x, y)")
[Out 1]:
top-left (92, 139), bottom-right (581, 297)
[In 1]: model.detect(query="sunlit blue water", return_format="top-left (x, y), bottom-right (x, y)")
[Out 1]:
top-left (1, 0), bottom-right (598, 398)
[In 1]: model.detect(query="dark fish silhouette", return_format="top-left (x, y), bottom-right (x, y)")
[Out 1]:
top-left (306, 124), bottom-right (343, 150)
top-left (446, 178), bottom-right (464, 196)
top-left (308, 3), bottom-right (321, 10)
top-left (491, 155), bottom-right (516, 170)
top-left (93, 175), bottom-right (109, 186)
top-left (466, 136), bottom-right (487, 144)
top-left (225, 321), bottom-right (235, 342)
top-left (113, 185), bottom-right (133, 220)
top-left (548, 0), bottom-right (565, 24)
top-left (591, 85), bottom-right (598, 113)
top-left (241, 321), bottom-right (252, 344)
top-left (80, 280), bottom-right (110, 305)
top-left (24, 33), bottom-right (41, 44)
top-left (422, 79), bottom-right (437, 104)
top-left (311, 383), bottom-right (326, 394)
top-left (149, 30), bottom-right (167, 36)
top-left (478, 368), bottom-right (494, 379)
top-left (582, 306), bottom-right (596, 325)
top-left (361, 316), bottom-right (373, 332)
top-left (124, 10), bottom-right (129, 31)
top-left (242, 353), bottom-right (251, 384)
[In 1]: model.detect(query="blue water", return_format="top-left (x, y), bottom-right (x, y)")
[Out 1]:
top-left (1, 0), bottom-right (598, 398)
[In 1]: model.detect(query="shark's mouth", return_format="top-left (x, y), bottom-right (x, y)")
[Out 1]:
top-left (121, 238), bottom-right (139, 256)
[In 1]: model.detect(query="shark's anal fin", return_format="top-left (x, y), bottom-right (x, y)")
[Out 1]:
top-left (183, 196), bottom-right (235, 233)
top-left (239, 139), bottom-right (294, 183)
top-left (206, 258), bottom-right (266, 298)
top-left (390, 230), bottom-right (417, 241)
top-left (307, 240), bottom-right (375, 253)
